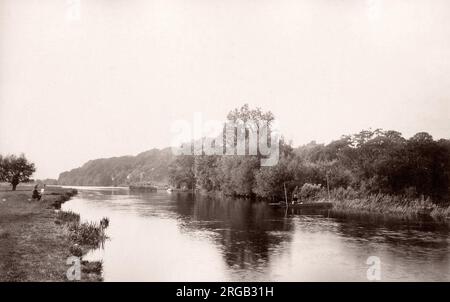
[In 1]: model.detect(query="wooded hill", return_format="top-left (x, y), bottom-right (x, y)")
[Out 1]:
top-left (58, 148), bottom-right (174, 186)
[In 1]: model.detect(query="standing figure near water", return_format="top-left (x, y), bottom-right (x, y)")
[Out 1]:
top-left (292, 186), bottom-right (299, 205)
top-left (40, 184), bottom-right (46, 201)
top-left (292, 192), bottom-right (298, 205)
top-left (32, 185), bottom-right (41, 201)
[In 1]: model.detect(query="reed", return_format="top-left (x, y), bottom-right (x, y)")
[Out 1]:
top-left (69, 221), bottom-right (108, 247)
top-left (319, 187), bottom-right (450, 219)
top-left (57, 210), bottom-right (80, 224)
top-left (430, 205), bottom-right (450, 220)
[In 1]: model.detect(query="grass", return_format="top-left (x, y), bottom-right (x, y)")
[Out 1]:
top-left (0, 184), bottom-right (105, 281)
top-left (430, 206), bottom-right (450, 219)
top-left (68, 221), bottom-right (107, 248)
top-left (317, 187), bottom-right (450, 220)
top-left (57, 210), bottom-right (80, 224)
top-left (81, 260), bottom-right (103, 275)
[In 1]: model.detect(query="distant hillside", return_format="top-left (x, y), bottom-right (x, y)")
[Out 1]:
top-left (58, 148), bottom-right (174, 186)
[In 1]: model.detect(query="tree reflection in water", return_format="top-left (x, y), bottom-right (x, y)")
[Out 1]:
top-left (171, 193), bottom-right (294, 271)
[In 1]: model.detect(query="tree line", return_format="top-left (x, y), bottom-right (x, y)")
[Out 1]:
top-left (0, 154), bottom-right (35, 190)
top-left (169, 105), bottom-right (450, 204)
top-left (58, 148), bottom-right (174, 186)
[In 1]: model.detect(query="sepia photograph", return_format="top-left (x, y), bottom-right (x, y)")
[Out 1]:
top-left (1, 0), bottom-right (450, 291)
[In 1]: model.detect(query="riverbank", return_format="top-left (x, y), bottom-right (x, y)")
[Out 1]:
top-left (320, 189), bottom-right (450, 220)
top-left (197, 187), bottom-right (450, 220)
top-left (54, 186), bottom-right (450, 281)
top-left (0, 185), bottom-right (104, 281)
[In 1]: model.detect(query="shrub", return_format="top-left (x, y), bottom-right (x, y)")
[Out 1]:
top-left (329, 187), bottom-right (360, 200)
top-left (100, 217), bottom-right (109, 229)
top-left (70, 244), bottom-right (83, 257)
top-left (81, 260), bottom-right (103, 274)
top-left (70, 222), bottom-right (107, 247)
top-left (299, 183), bottom-right (322, 200)
top-left (57, 211), bottom-right (80, 224)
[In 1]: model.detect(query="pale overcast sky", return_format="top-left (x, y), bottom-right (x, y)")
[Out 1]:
top-left (1, 0), bottom-right (449, 178)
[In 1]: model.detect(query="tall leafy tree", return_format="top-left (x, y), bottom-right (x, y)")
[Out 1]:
top-left (0, 154), bottom-right (36, 190)
top-left (168, 155), bottom-right (196, 189)
top-left (194, 155), bottom-right (221, 192)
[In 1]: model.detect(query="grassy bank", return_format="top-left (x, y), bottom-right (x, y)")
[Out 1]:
top-left (196, 184), bottom-right (450, 220)
top-left (0, 184), bottom-right (107, 281)
top-left (195, 186), bottom-right (450, 220)
top-left (315, 188), bottom-right (450, 220)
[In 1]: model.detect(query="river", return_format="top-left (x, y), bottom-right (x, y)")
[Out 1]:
top-left (61, 187), bottom-right (450, 281)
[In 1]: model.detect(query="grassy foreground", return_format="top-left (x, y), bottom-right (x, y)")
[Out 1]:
top-left (0, 185), bottom-right (105, 281)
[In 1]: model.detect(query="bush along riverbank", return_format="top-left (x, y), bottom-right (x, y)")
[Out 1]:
top-left (0, 185), bottom-right (109, 281)
top-left (55, 210), bottom-right (109, 281)
top-left (306, 185), bottom-right (450, 220)
top-left (197, 183), bottom-right (450, 221)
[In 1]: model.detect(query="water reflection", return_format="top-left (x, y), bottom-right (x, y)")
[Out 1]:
top-left (173, 194), bottom-right (294, 273)
top-left (62, 187), bottom-right (450, 281)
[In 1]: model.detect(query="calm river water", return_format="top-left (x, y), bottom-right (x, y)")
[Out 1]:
top-left (61, 187), bottom-right (450, 281)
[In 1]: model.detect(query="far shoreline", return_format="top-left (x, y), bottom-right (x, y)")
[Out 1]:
top-left (59, 184), bottom-right (450, 222)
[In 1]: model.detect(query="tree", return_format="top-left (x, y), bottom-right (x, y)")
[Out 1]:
top-left (168, 155), bottom-right (196, 189)
top-left (253, 139), bottom-right (296, 200)
top-left (194, 155), bottom-right (221, 192)
top-left (226, 104), bottom-right (275, 157)
top-left (0, 155), bottom-right (4, 181)
top-left (254, 156), bottom-right (294, 200)
top-left (0, 154), bottom-right (36, 190)
top-left (219, 155), bottom-right (260, 197)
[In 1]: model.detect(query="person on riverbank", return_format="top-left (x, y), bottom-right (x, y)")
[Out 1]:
top-left (292, 192), bottom-right (298, 204)
top-left (40, 184), bottom-right (46, 201)
top-left (292, 186), bottom-right (299, 205)
top-left (32, 185), bottom-right (41, 201)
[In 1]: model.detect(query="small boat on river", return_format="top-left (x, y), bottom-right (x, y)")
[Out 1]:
top-left (269, 202), bottom-right (333, 210)
top-left (270, 182), bottom-right (333, 211)
top-left (129, 182), bottom-right (157, 192)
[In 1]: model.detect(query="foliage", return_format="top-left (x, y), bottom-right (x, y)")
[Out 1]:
top-left (0, 154), bottom-right (35, 190)
top-left (168, 155), bottom-right (196, 189)
top-left (68, 221), bottom-right (107, 248)
top-left (194, 155), bottom-right (222, 192)
top-left (299, 183), bottom-right (323, 200)
top-left (56, 104), bottom-right (450, 205)
top-left (169, 116), bottom-right (450, 204)
top-left (220, 156), bottom-right (260, 196)
top-left (254, 147), bottom-right (295, 200)
top-left (57, 211), bottom-right (80, 224)
top-left (58, 148), bottom-right (174, 186)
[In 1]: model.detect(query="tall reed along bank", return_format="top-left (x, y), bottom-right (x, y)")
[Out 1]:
top-left (0, 185), bottom-right (107, 281)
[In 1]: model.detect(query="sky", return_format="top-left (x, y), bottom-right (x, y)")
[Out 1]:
top-left (1, 0), bottom-right (449, 179)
